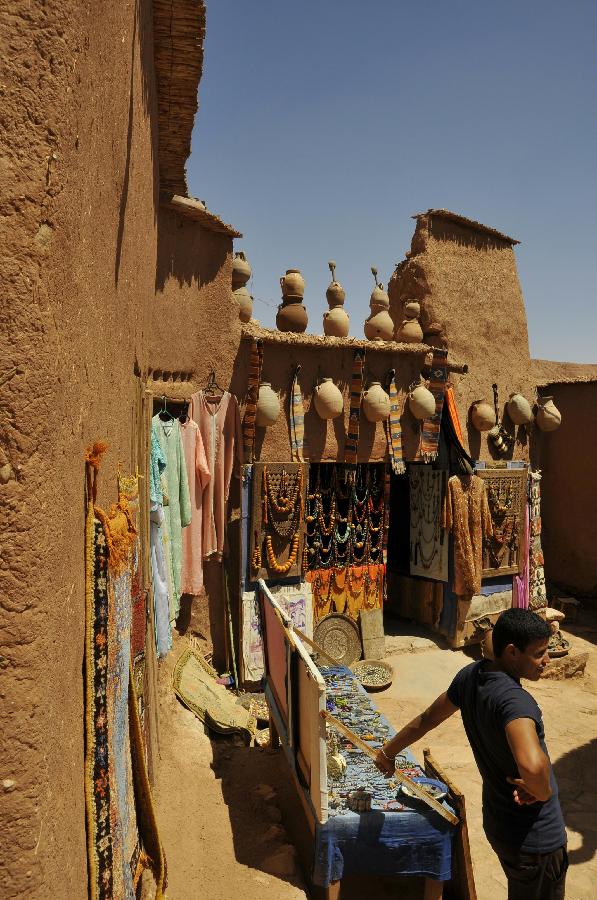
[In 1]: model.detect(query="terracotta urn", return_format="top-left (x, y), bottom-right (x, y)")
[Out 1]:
top-left (536, 396), bottom-right (562, 432)
top-left (256, 382), bottom-right (280, 427)
top-left (364, 308), bottom-right (394, 341)
top-left (232, 286), bottom-right (253, 323)
top-left (280, 268), bottom-right (305, 299)
top-left (395, 318), bottom-right (423, 344)
top-left (314, 378), bottom-right (343, 420)
top-left (507, 392), bottom-right (533, 426)
top-left (232, 251), bottom-right (252, 289)
top-left (362, 381), bottom-right (391, 422)
top-left (403, 299), bottom-right (421, 318)
top-left (323, 305), bottom-right (350, 338)
top-left (408, 383), bottom-right (436, 420)
top-left (471, 399), bottom-right (496, 432)
top-left (276, 302), bottom-right (308, 333)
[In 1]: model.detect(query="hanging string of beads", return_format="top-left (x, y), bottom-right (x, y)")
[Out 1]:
top-left (257, 465), bottom-right (304, 576)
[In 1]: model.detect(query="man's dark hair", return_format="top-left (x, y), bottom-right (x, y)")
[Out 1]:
top-left (492, 608), bottom-right (550, 658)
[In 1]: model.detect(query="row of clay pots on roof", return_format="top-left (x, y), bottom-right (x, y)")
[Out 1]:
top-left (231, 253), bottom-right (424, 344)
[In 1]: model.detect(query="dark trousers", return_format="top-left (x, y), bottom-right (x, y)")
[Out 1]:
top-left (490, 840), bottom-right (568, 900)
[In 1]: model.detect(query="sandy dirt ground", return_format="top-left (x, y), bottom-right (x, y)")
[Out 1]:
top-left (152, 616), bottom-right (597, 900)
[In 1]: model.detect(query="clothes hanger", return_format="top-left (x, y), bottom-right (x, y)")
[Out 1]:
top-left (204, 369), bottom-right (225, 401)
top-left (178, 399), bottom-right (190, 424)
top-left (158, 395), bottom-right (174, 421)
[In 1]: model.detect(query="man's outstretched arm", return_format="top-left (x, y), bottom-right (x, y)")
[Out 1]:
top-left (374, 692), bottom-right (458, 775)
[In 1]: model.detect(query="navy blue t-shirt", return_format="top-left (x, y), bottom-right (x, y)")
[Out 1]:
top-left (447, 660), bottom-right (566, 853)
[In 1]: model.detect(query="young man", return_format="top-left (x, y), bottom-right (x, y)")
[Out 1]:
top-left (375, 608), bottom-right (568, 899)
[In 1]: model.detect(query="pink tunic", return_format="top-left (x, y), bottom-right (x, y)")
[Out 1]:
top-left (180, 419), bottom-right (211, 595)
top-left (190, 391), bottom-right (242, 560)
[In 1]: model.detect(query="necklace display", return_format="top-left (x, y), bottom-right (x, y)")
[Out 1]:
top-left (253, 465), bottom-right (304, 576)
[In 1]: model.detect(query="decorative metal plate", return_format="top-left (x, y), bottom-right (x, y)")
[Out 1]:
top-left (314, 613), bottom-right (362, 666)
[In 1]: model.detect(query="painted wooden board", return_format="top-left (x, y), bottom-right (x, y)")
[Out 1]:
top-left (250, 462), bottom-right (308, 581)
top-left (475, 467), bottom-right (527, 578)
top-left (359, 607), bottom-right (385, 659)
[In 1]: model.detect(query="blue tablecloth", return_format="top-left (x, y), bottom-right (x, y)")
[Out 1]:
top-left (312, 666), bottom-right (455, 886)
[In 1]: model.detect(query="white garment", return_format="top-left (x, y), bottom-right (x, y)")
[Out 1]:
top-left (150, 503), bottom-right (172, 657)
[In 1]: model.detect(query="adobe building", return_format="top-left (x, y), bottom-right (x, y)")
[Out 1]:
top-left (1, 0), bottom-right (595, 895)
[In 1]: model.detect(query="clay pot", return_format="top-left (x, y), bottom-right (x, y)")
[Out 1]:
top-left (256, 382), bottom-right (280, 427)
top-left (314, 378), bottom-right (343, 420)
top-left (369, 284), bottom-right (390, 310)
top-left (326, 281), bottom-right (346, 307)
top-left (233, 286), bottom-right (253, 323)
top-left (409, 383), bottom-right (436, 420)
top-left (280, 268), bottom-right (305, 299)
top-left (471, 399), bottom-right (496, 432)
top-left (362, 382), bottom-right (391, 422)
top-left (536, 396), bottom-right (562, 432)
top-left (395, 318), bottom-right (423, 344)
top-left (507, 392), bottom-right (533, 426)
top-left (403, 300), bottom-right (421, 318)
top-left (323, 305), bottom-right (350, 338)
top-left (232, 251), bottom-right (252, 289)
top-left (364, 309), bottom-right (394, 342)
top-left (276, 302), bottom-right (308, 333)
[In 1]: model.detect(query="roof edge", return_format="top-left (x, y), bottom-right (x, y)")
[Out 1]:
top-left (413, 209), bottom-right (520, 245)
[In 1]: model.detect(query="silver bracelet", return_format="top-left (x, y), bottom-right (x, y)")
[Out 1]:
top-left (380, 746), bottom-right (395, 762)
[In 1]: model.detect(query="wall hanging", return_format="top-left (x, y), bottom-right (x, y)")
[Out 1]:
top-left (249, 462), bottom-right (308, 581)
top-left (323, 260), bottom-right (350, 338)
top-left (276, 267), bottom-right (308, 333)
top-left (535, 395), bottom-right (562, 432)
top-left (364, 267), bottom-right (393, 341)
top-left (314, 378), bottom-right (344, 420)
top-left (476, 467), bottom-right (528, 577)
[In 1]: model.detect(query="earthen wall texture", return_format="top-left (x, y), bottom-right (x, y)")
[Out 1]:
top-left (389, 215), bottom-right (535, 464)
top-left (538, 382), bottom-right (597, 598)
top-left (0, 1), bottom-right (159, 894)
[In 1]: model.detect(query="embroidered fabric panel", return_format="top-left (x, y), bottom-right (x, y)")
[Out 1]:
top-left (409, 467), bottom-right (448, 581)
top-left (475, 468), bottom-right (527, 578)
top-left (529, 470), bottom-right (547, 610)
top-left (307, 564), bottom-right (385, 623)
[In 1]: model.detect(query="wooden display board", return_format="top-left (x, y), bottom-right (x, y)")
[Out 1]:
top-left (476, 467), bottom-right (527, 578)
top-left (250, 462), bottom-right (309, 582)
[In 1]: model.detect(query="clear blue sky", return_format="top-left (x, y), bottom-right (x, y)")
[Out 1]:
top-left (188, 0), bottom-right (596, 363)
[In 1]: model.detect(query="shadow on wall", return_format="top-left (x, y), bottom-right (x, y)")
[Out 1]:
top-left (155, 209), bottom-right (227, 292)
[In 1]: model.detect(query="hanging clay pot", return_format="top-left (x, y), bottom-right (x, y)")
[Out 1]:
top-left (314, 378), bottom-right (344, 420)
top-left (232, 251), bottom-right (252, 289)
top-left (536, 396), bottom-right (562, 432)
top-left (276, 302), bottom-right (308, 333)
top-left (362, 381), bottom-right (391, 422)
top-left (280, 268), bottom-right (305, 299)
top-left (364, 308), bottom-right (394, 341)
top-left (507, 392), bottom-right (533, 426)
top-left (323, 305), bottom-right (350, 338)
top-left (256, 382), bottom-right (280, 427)
top-left (409, 383), bottom-right (436, 420)
top-left (232, 286), bottom-right (253, 323)
top-left (403, 299), bottom-right (421, 318)
top-left (471, 399), bottom-right (496, 432)
top-left (395, 318), bottom-right (423, 344)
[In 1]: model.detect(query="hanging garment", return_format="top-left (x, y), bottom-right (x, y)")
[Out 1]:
top-left (180, 419), bottom-right (211, 595)
top-left (190, 390), bottom-right (242, 560)
top-left (150, 503), bottom-right (172, 658)
top-left (150, 420), bottom-right (166, 504)
top-left (152, 416), bottom-right (192, 618)
top-left (409, 467), bottom-right (449, 581)
top-left (446, 474), bottom-right (493, 596)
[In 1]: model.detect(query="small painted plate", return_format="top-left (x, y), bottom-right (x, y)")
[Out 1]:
top-left (398, 776), bottom-right (448, 802)
top-left (314, 614), bottom-right (362, 666)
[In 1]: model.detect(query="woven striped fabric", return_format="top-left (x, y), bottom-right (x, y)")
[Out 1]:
top-left (382, 467), bottom-right (391, 565)
top-left (384, 368), bottom-right (406, 475)
top-left (344, 349), bottom-right (364, 465)
top-left (420, 348), bottom-right (448, 463)
top-left (445, 385), bottom-right (464, 446)
top-left (289, 365), bottom-right (306, 461)
top-left (242, 339), bottom-right (263, 462)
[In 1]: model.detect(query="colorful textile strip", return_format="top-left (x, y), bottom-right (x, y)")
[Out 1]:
top-left (420, 348), bottom-right (448, 463)
top-left (344, 349), bottom-right (364, 466)
top-left (382, 467), bottom-right (391, 564)
top-left (385, 368), bottom-right (405, 475)
top-left (307, 564), bottom-right (385, 622)
top-left (529, 471), bottom-right (547, 610)
top-left (289, 365), bottom-right (306, 462)
top-left (242, 339), bottom-right (263, 463)
top-left (444, 385), bottom-right (464, 446)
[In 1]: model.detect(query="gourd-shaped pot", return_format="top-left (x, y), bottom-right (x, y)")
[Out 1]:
top-left (232, 286), bottom-right (253, 323)
top-left (276, 302), bottom-right (308, 333)
top-left (403, 300), bottom-right (421, 318)
top-left (536, 396), bottom-right (562, 432)
top-left (326, 281), bottom-right (346, 306)
top-left (507, 392), bottom-right (533, 426)
top-left (280, 268), bottom-right (305, 299)
top-left (409, 383), bottom-right (436, 420)
top-left (362, 382), bottom-right (391, 422)
top-left (395, 318), bottom-right (423, 344)
top-left (323, 306), bottom-right (350, 338)
top-left (471, 399), bottom-right (496, 432)
top-left (364, 308), bottom-right (394, 341)
top-left (370, 284), bottom-right (390, 310)
top-left (232, 251), bottom-right (252, 289)
top-left (314, 378), bottom-right (343, 420)
top-left (256, 383), bottom-right (280, 427)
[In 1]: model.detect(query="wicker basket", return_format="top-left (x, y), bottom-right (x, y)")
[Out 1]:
top-left (351, 659), bottom-right (393, 691)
